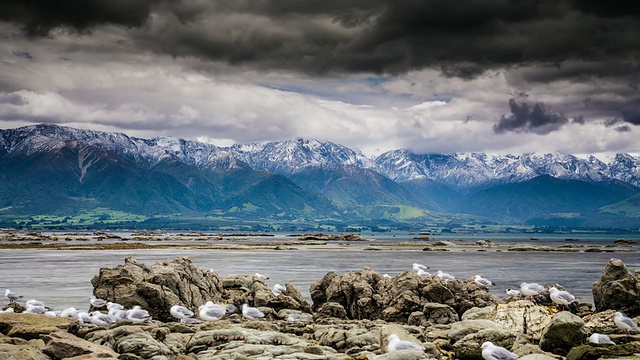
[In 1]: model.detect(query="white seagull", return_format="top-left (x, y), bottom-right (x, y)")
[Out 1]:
top-left (480, 341), bottom-right (518, 360)
top-left (25, 299), bottom-right (45, 308)
top-left (60, 307), bottom-right (79, 318)
top-left (198, 302), bottom-right (225, 321)
top-left (474, 275), bottom-right (495, 287)
top-left (383, 274), bottom-right (392, 279)
top-left (588, 333), bottom-right (615, 344)
top-left (549, 286), bottom-right (576, 311)
top-left (412, 263), bottom-right (429, 272)
top-left (254, 273), bottom-right (269, 280)
top-left (614, 311), bottom-right (638, 333)
top-left (242, 303), bottom-right (265, 320)
top-left (90, 296), bottom-right (108, 308)
top-left (272, 284), bottom-right (286, 296)
top-left (126, 306), bottom-right (152, 323)
top-left (520, 283), bottom-right (544, 300)
top-left (386, 334), bottom-right (422, 352)
top-left (416, 269), bottom-right (430, 277)
top-left (4, 289), bottom-right (22, 303)
top-left (436, 270), bottom-right (456, 280)
top-left (170, 305), bottom-right (194, 320)
top-left (106, 302), bottom-right (124, 311)
top-left (505, 289), bottom-right (521, 296)
top-left (25, 305), bottom-right (47, 315)
top-left (91, 311), bottom-right (117, 326)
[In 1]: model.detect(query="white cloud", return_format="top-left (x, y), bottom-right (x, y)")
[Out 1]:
top-left (0, 26), bottom-right (639, 157)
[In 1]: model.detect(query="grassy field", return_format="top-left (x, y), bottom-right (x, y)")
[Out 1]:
top-left (10, 208), bottom-right (148, 228)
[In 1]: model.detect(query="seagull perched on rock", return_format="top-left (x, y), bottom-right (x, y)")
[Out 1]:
top-left (25, 299), bottom-right (45, 308)
top-left (106, 302), bottom-right (124, 311)
top-left (386, 334), bottom-right (422, 352)
top-left (90, 296), bottom-right (108, 308)
top-left (614, 311), bottom-right (638, 333)
top-left (383, 274), bottom-right (392, 279)
top-left (76, 311), bottom-right (93, 324)
top-left (416, 269), bottom-right (430, 277)
top-left (91, 311), bottom-right (117, 326)
top-left (480, 341), bottom-right (518, 360)
top-left (474, 275), bottom-right (495, 288)
top-left (505, 289), bottom-right (521, 297)
top-left (272, 284), bottom-right (286, 296)
top-left (126, 306), bottom-right (152, 323)
top-left (25, 305), bottom-right (47, 315)
top-left (412, 263), bottom-right (429, 272)
top-left (4, 289), bottom-right (22, 303)
top-left (170, 305), bottom-right (194, 320)
top-left (549, 286), bottom-right (576, 311)
top-left (254, 273), bottom-right (269, 280)
top-left (60, 307), bottom-right (79, 318)
top-left (242, 303), bottom-right (265, 320)
top-left (198, 302), bottom-right (225, 321)
top-left (520, 283), bottom-right (544, 301)
top-left (588, 333), bottom-right (615, 344)
top-left (437, 270), bottom-right (456, 280)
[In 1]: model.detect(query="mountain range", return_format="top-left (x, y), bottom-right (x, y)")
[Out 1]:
top-left (1, 124), bottom-right (639, 229)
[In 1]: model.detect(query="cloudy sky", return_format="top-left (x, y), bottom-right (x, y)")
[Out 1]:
top-left (0, 0), bottom-right (639, 156)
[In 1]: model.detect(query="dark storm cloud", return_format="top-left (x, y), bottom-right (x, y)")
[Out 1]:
top-left (0, 0), bottom-right (150, 36)
top-left (2, 0), bottom-right (638, 77)
top-left (493, 99), bottom-right (570, 135)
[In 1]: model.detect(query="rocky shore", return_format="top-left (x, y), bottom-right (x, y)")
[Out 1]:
top-left (0, 230), bottom-right (637, 253)
top-left (1, 257), bottom-right (640, 360)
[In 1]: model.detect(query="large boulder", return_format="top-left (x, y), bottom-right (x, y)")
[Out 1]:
top-left (566, 342), bottom-right (640, 360)
top-left (0, 313), bottom-right (78, 340)
top-left (447, 320), bottom-right (517, 360)
top-left (539, 312), bottom-right (585, 355)
top-left (42, 331), bottom-right (118, 359)
top-left (310, 268), bottom-right (388, 320)
top-left (91, 257), bottom-right (225, 322)
top-left (592, 258), bottom-right (640, 316)
top-left (462, 300), bottom-right (555, 340)
top-left (310, 269), bottom-right (500, 322)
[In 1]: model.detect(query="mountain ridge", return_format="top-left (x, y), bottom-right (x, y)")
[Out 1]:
top-left (2, 123), bottom-right (640, 228)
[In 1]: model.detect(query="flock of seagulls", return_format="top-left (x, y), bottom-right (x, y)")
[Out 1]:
top-left (4, 265), bottom-right (640, 360)
top-left (3, 278), bottom-right (280, 325)
top-left (2, 290), bottom-right (154, 326)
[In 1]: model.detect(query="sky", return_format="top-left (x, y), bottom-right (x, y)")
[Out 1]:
top-left (0, 1), bottom-right (639, 156)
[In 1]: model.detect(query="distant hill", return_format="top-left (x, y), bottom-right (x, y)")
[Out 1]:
top-left (453, 175), bottom-right (634, 221)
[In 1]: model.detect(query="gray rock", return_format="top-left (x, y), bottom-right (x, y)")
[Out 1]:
top-left (539, 312), bottom-right (585, 355)
top-left (107, 326), bottom-right (173, 358)
top-left (461, 301), bottom-right (554, 340)
top-left (0, 343), bottom-right (50, 360)
top-left (422, 302), bottom-right (458, 324)
top-left (582, 309), bottom-right (618, 334)
top-left (592, 258), bottom-right (640, 317)
top-left (375, 349), bottom-right (426, 360)
top-left (91, 257), bottom-right (225, 322)
top-left (519, 355), bottom-right (558, 360)
top-left (447, 320), bottom-right (516, 360)
top-left (407, 312), bottom-right (427, 327)
top-left (310, 269), bottom-right (500, 323)
top-left (314, 302), bottom-right (347, 319)
top-left (566, 342), bottom-right (640, 360)
top-left (41, 330), bottom-right (118, 359)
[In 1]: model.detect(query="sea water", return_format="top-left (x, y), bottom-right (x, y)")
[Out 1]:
top-left (0, 238), bottom-right (638, 312)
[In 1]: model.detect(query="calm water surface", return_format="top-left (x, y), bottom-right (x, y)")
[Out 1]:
top-left (0, 243), bottom-right (638, 312)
